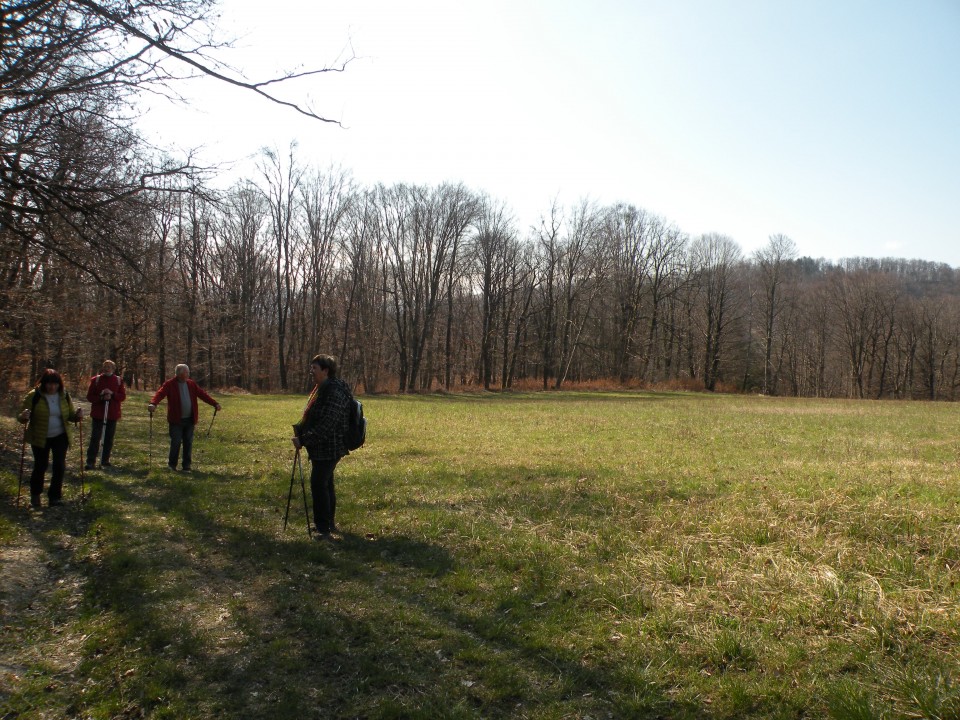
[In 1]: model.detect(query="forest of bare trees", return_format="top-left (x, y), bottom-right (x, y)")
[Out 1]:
top-left (5, 154), bottom-right (960, 401)
top-left (4, 2), bottom-right (960, 401)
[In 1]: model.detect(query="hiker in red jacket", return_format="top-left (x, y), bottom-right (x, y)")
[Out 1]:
top-left (85, 360), bottom-right (126, 469)
top-left (148, 364), bottom-right (221, 472)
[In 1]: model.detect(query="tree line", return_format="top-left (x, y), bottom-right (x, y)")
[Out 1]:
top-left (5, 147), bottom-right (960, 400)
top-left (4, 2), bottom-right (959, 401)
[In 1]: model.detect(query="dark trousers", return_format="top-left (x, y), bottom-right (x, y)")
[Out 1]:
top-left (310, 458), bottom-right (340, 533)
top-left (168, 419), bottom-right (195, 469)
top-left (86, 418), bottom-right (117, 465)
top-left (30, 433), bottom-right (68, 500)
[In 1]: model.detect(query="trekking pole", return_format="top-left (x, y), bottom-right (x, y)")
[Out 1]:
top-left (16, 422), bottom-right (27, 508)
top-left (205, 407), bottom-right (218, 439)
top-left (297, 449), bottom-right (311, 537)
top-left (78, 416), bottom-right (85, 501)
top-left (149, 409), bottom-right (153, 467)
top-left (98, 398), bottom-right (109, 467)
top-left (283, 447), bottom-right (299, 532)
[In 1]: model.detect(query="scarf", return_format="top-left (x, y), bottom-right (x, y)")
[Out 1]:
top-left (301, 383), bottom-right (321, 422)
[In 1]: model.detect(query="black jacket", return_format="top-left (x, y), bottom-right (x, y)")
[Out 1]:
top-left (296, 378), bottom-right (351, 461)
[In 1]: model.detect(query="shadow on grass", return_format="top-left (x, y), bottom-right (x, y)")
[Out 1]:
top-left (0, 459), bottom-right (713, 719)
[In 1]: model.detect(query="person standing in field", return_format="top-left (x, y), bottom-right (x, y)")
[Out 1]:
top-left (147, 364), bottom-right (221, 472)
top-left (85, 359), bottom-right (126, 469)
top-left (292, 354), bottom-right (352, 538)
top-left (18, 369), bottom-right (84, 508)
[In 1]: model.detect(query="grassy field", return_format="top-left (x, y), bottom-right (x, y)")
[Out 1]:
top-left (1, 390), bottom-right (959, 719)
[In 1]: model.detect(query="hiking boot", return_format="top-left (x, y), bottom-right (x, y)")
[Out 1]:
top-left (48, 498), bottom-right (63, 507)
top-left (84, 463), bottom-right (94, 470)
top-left (30, 495), bottom-right (41, 509)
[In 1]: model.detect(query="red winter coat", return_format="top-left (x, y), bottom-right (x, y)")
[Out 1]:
top-left (150, 378), bottom-right (217, 425)
top-left (86, 373), bottom-right (126, 421)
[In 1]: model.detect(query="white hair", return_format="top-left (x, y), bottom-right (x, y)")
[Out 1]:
top-left (175, 364), bottom-right (190, 375)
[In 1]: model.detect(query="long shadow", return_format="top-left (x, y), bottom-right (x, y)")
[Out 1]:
top-left (1, 454), bottom-right (715, 719)
top-left (115, 470), bottom-right (711, 717)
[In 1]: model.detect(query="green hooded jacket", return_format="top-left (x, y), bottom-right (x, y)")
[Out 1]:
top-left (20, 388), bottom-right (80, 447)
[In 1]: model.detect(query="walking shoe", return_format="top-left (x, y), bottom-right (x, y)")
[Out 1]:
top-left (30, 495), bottom-right (41, 509)
top-left (168, 464), bottom-right (177, 471)
top-left (84, 463), bottom-right (94, 470)
top-left (182, 466), bottom-right (192, 473)
top-left (101, 461), bottom-right (111, 468)
top-left (48, 498), bottom-right (63, 507)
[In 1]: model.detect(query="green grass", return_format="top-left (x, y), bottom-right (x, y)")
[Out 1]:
top-left (2, 390), bottom-right (960, 718)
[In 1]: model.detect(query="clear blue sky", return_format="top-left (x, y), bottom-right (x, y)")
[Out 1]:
top-left (141, 0), bottom-right (960, 266)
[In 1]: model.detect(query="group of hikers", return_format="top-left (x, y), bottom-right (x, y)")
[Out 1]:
top-left (16, 354), bottom-right (353, 538)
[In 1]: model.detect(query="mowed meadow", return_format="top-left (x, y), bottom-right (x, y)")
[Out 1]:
top-left (2, 390), bottom-right (960, 719)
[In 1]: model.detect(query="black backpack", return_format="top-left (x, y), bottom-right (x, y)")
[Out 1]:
top-left (345, 397), bottom-right (366, 451)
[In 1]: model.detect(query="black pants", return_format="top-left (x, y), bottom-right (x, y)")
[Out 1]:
top-left (169, 419), bottom-right (195, 469)
top-left (309, 457), bottom-right (340, 533)
top-left (86, 418), bottom-right (117, 465)
top-left (31, 433), bottom-right (68, 501)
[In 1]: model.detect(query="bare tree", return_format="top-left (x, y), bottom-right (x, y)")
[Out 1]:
top-left (754, 234), bottom-right (797, 394)
top-left (380, 183), bottom-right (477, 392)
top-left (642, 221), bottom-right (686, 383)
top-left (214, 181), bottom-right (269, 388)
top-left (827, 267), bottom-right (890, 398)
top-left (471, 197), bottom-right (515, 389)
top-left (259, 144), bottom-right (304, 391)
top-left (533, 201), bottom-right (563, 389)
top-left (601, 203), bottom-right (652, 384)
top-left (299, 166), bottom-right (354, 371)
top-left (342, 190), bottom-right (390, 393)
top-left (2, 0), bottom-right (346, 282)
top-left (688, 233), bottom-right (744, 391)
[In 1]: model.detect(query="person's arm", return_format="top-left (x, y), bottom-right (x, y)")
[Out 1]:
top-left (67, 395), bottom-right (83, 422)
top-left (86, 378), bottom-right (99, 404)
top-left (115, 378), bottom-right (126, 403)
top-left (18, 391), bottom-right (33, 423)
top-left (194, 383), bottom-right (221, 411)
top-left (148, 381), bottom-right (168, 412)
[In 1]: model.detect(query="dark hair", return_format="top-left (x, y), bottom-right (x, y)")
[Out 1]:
top-left (35, 368), bottom-right (63, 392)
top-left (310, 354), bottom-right (338, 378)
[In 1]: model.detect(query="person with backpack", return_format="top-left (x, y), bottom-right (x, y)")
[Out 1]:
top-left (147, 364), bottom-right (221, 472)
top-left (292, 354), bottom-right (353, 538)
top-left (18, 369), bottom-right (84, 508)
top-left (85, 359), bottom-right (126, 469)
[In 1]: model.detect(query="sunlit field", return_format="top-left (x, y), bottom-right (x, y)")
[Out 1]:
top-left (2, 390), bottom-right (959, 719)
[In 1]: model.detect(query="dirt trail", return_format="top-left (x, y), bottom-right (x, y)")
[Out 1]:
top-left (1, 419), bottom-right (91, 706)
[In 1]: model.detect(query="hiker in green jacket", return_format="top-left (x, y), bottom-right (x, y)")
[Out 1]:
top-left (18, 369), bottom-right (84, 508)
